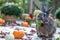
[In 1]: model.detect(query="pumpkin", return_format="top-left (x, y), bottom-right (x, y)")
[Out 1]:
top-left (0, 18), bottom-right (5, 24)
top-left (22, 22), bottom-right (29, 27)
top-left (13, 30), bottom-right (24, 39)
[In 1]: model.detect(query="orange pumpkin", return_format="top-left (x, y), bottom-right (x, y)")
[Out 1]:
top-left (0, 18), bottom-right (5, 24)
top-left (13, 30), bottom-right (24, 39)
top-left (22, 22), bottom-right (29, 27)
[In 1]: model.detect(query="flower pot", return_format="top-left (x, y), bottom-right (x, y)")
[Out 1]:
top-left (3, 15), bottom-right (16, 25)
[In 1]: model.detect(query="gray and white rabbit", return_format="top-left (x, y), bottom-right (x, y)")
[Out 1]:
top-left (36, 7), bottom-right (56, 40)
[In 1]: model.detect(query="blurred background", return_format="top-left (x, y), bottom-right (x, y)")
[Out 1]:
top-left (0, 0), bottom-right (60, 14)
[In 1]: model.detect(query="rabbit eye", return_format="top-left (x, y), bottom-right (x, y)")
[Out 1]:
top-left (44, 14), bottom-right (45, 17)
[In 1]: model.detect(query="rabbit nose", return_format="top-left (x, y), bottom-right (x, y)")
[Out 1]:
top-left (44, 22), bottom-right (49, 25)
top-left (41, 23), bottom-right (44, 26)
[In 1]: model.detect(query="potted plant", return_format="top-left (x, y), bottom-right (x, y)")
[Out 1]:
top-left (1, 5), bottom-right (22, 25)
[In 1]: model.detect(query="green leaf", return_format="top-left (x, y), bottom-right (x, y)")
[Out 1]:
top-left (36, 21), bottom-right (41, 27)
top-left (0, 14), bottom-right (4, 18)
top-left (55, 8), bottom-right (60, 19)
top-left (56, 38), bottom-right (60, 40)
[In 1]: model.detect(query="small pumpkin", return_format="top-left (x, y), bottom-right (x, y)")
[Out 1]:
top-left (0, 18), bottom-right (5, 24)
top-left (22, 22), bottom-right (29, 27)
top-left (13, 30), bottom-right (24, 39)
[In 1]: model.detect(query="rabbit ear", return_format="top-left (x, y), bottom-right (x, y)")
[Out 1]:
top-left (46, 7), bottom-right (54, 14)
top-left (42, 6), bottom-right (46, 13)
top-left (46, 7), bottom-right (54, 16)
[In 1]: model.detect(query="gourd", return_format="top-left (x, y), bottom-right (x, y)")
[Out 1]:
top-left (25, 16), bottom-right (31, 22)
top-left (22, 22), bottom-right (29, 27)
top-left (31, 23), bottom-right (36, 28)
top-left (5, 34), bottom-right (14, 40)
top-left (0, 18), bottom-right (5, 24)
top-left (13, 30), bottom-right (24, 39)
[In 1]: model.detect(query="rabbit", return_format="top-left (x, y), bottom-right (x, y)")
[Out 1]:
top-left (36, 7), bottom-right (56, 40)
